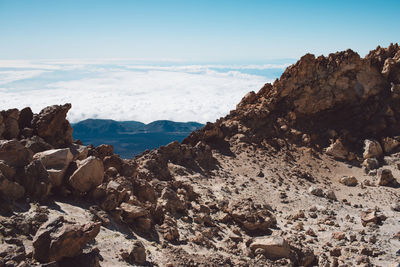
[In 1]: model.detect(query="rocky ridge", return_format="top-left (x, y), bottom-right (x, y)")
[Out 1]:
top-left (0, 44), bottom-right (400, 266)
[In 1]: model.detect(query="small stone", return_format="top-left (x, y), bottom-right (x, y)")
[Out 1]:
top-left (308, 186), bottom-right (323, 197)
top-left (339, 176), bottom-right (358, 186)
top-left (332, 232), bottom-right (346, 241)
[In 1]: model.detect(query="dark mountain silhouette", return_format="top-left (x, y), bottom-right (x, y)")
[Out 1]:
top-left (72, 119), bottom-right (203, 158)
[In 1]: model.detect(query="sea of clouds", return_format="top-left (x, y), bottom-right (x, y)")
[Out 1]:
top-left (0, 59), bottom-right (289, 123)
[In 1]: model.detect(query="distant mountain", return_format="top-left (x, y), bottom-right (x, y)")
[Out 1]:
top-left (72, 119), bottom-right (203, 158)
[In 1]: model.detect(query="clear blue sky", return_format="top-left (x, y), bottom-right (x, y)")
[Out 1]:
top-left (0, 0), bottom-right (399, 61)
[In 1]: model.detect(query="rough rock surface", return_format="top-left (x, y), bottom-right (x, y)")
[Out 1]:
top-left (33, 148), bottom-right (73, 187)
top-left (69, 156), bottom-right (104, 192)
top-left (31, 104), bottom-right (73, 147)
top-left (32, 216), bottom-right (101, 262)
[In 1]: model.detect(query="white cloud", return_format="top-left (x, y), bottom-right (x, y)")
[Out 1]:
top-left (0, 70), bottom-right (50, 85)
top-left (0, 60), bottom-right (283, 123)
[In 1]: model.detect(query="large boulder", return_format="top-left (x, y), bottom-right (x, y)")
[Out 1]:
top-left (0, 171), bottom-right (25, 200)
top-left (325, 139), bottom-right (348, 160)
top-left (32, 216), bottom-right (101, 263)
top-left (69, 156), bottom-right (104, 193)
top-left (378, 169), bottom-right (398, 187)
top-left (0, 140), bottom-right (33, 167)
top-left (33, 148), bottom-right (73, 187)
top-left (32, 104), bottom-right (73, 147)
top-left (363, 139), bottom-right (383, 159)
top-left (23, 160), bottom-right (52, 200)
top-left (249, 236), bottom-right (292, 260)
top-left (1, 109), bottom-right (20, 139)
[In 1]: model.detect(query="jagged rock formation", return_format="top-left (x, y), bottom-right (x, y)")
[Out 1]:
top-left (0, 44), bottom-right (400, 266)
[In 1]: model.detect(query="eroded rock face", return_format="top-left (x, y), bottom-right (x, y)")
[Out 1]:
top-left (0, 140), bottom-right (33, 167)
top-left (363, 139), bottom-right (383, 159)
top-left (69, 156), bottom-right (104, 193)
top-left (0, 171), bottom-right (25, 200)
top-left (18, 107), bottom-right (33, 131)
top-left (31, 104), bottom-right (73, 147)
top-left (33, 148), bottom-right (73, 187)
top-left (32, 216), bottom-right (101, 263)
top-left (325, 139), bottom-right (348, 160)
top-left (1, 109), bottom-right (20, 139)
top-left (123, 241), bottom-right (146, 265)
top-left (23, 160), bottom-right (52, 200)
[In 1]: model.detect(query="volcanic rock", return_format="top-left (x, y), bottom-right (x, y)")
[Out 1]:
top-left (340, 176), bottom-right (358, 186)
top-left (124, 241), bottom-right (146, 265)
top-left (18, 107), bottom-right (33, 131)
top-left (325, 139), bottom-right (348, 160)
top-left (33, 148), bottom-right (73, 187)
top-left (0, 171), bottom-right (25, 200)
top-left (0, 140), bottom-right (33, 167)
top-left (32, 104), bottom-right (73, 147)
top-left (23, 160), bottom-right (52, 200)
top-left (378, 169), bottom-right (398, 187)
top-left (363, 139), bottom-right (383, 159)
top-left (249, 236), bottom-right (292, 260)
top-left (1, 109), bottom-right (20, 139)
top-left (32, 216), bottom-right (101, 263)
top-left (69, 156), bottom-right (104, 193)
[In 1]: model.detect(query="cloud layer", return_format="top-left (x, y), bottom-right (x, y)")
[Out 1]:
top-left (0, 60), bottom-right (286, 123)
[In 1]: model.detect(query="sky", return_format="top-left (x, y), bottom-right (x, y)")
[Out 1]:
top-left (1, 0), bottom-right (399, 61)
top-left (0, 1), bottom-right (399, 123)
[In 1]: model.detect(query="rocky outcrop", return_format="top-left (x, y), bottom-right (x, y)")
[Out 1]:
top-left (32, 216), bottom-right (101, 263)
top-left (185, 44), bottom-right (400, 158)
top-left (32, 104), bottom-right (73, 147)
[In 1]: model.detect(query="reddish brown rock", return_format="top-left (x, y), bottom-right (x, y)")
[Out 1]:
top-left (0, 140), bottom-right (33, 167)
top-left (1, 109), bottom-right (20, 139)
top-left (0, 171), bottom-right (25, 200)
top-left (32, 104), bottom-right (73, 147)
top-left (32, 216), bottom-right (101, 263)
